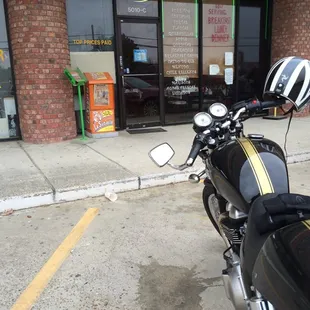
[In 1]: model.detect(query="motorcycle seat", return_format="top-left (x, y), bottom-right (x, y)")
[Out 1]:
top-left (242, 193), bottom-right (310, 285)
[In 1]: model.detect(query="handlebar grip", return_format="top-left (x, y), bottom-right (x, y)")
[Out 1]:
top-left (246, 99), bottom-right (286, 112)
top-left (260, 100), bottom-right (284, 109)
top-left (186, 140), bottom-right (204, 166)
top-left (245, 99), bottom-right (261, 112)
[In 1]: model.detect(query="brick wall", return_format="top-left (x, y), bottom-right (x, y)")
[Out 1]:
top-left (6, 0), bottom-right (76, 143)
top-left (271, 0), bottom-right (310, 117)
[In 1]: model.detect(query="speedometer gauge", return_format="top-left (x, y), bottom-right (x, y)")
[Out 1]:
top-left (208, 102), bottom-right (228, 120)
top-left (193, 112), bottom-right (213, 130)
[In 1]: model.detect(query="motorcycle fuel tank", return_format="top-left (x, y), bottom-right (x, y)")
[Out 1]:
top-left (210, 136), bottom-right (289, 213)
top-left (252, 220), bottom-right (310, 310)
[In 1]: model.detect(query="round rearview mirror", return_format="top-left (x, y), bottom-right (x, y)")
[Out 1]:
top-left (148, 143), bottom-right (175, 167)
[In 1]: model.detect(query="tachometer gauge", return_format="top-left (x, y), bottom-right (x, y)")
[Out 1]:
top-left (208, 102), bottom-right (228, 120)
top-left (193, 112), bottom-right (213, 132)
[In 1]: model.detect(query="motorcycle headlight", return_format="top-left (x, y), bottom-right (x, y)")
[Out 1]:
top-left (193, 112), bottom-right (213, 129)
top-left (208, 102), bottom-right (228, 121)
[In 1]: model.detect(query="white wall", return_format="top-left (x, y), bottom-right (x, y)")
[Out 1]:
top-left (70, 52), bottom-right (116, 82)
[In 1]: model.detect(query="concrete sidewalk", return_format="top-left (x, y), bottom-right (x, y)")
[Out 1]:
top-left (1, 116), bottom-right (310, 212)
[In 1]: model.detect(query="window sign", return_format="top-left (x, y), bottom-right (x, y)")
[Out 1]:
top-left (116, 0), bottom-right (158, 17)
top-left (163, 0), bottom-right (199, 124)
top-left (203, 1), bottom-right (235, 76)
top-left (202, 0), bottom-right (235, 108)
top-left (133, 49), bottom-right (147, 63)
top-left (66, 0), bottom-right (115, 52)
top-left (163, 0), bottom-right (198, 79)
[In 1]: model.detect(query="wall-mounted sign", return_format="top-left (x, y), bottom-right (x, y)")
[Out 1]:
top-left (133, 49), bottom-right (147, 62)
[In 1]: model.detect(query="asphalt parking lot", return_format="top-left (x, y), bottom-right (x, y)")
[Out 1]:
top-left (1, 161), bottom-right (310, 310)
top-left (0, 182), bottom-right (232, 310)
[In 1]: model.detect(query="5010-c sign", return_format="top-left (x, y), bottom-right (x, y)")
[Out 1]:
top-left (73, 39), bottom-right (113, 46)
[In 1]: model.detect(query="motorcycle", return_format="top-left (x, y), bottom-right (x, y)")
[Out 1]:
top-left (148, 98), bottom-right (310, 310)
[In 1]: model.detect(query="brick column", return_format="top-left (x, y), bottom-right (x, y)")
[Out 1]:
top-left (271, 0), bottom-right (310, 117)
top-left (6, 0), bottom-right (76, 143)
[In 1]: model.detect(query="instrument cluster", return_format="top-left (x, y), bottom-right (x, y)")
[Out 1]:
top-left (193, 102), bottom-right (229, 132)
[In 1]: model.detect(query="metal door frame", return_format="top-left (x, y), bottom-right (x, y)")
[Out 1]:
top-left (115, 17), bottom-right (164, 129)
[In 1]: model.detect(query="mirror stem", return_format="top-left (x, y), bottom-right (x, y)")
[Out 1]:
top-left (167, 162), bottom-right (188, 171)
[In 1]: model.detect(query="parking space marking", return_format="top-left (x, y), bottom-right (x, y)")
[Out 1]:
top-left (11, 207), bottom-right (99, 310)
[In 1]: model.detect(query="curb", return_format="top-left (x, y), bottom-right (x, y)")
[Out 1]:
top-left (0, 178), bottom-right (139, 214)
top-left (0, 191), bottom-right (54, 213)
top-left (54, 177), bottom-right (139, 203)
top-left (1, 155), bottom-right (310, 213)
top-left (286, 152), bottom-right (310, 164)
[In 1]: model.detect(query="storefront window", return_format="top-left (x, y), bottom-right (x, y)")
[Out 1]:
top-left (0, 1), bottom-right (19, 139)
top-left (66, 0), bottom-right (114, 53)
top-left (202, 0), bottom-right (235, 109)
top-left (66, 0), bottom-right (118, 128)
top-left (163, 0), bottom-right (199, 124)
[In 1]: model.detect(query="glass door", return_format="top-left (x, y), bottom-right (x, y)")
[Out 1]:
top-left (118, 19), bottom-right (161, 128)
top-left (236, 0), bottom-right (271, 102)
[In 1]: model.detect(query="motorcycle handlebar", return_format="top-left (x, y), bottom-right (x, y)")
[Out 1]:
top-left (186, 139), bottom-right (204, 166)
top-left (184, 98), bottom-right (286, 167)
top-left (232, 98), bottom-right (286, 114)
top-left (245, 99), bottom-right (285, 112)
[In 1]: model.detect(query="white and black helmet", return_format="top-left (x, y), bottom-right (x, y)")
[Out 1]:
top-left (263, 56), bottom-right (310, 111)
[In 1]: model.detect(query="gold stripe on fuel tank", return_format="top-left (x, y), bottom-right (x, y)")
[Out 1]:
top-left (303, 220), bottom-right (310, 230)
top-left (237, 138), bottom-right (275, 195)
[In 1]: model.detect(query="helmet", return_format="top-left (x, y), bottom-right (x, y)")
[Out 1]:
top-left (263, 56), bottom-right (310, 111)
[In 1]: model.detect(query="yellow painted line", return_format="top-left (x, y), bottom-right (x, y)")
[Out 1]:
top-left (11, 208), bottom-right (99, 310)
top-left (238, 138), bottom-right (274, 195)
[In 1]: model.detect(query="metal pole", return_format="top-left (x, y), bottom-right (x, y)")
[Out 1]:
top-left (77, 84), bottom-right (86, 140)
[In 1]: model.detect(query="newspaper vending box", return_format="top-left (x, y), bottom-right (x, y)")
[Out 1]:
top-left (84, 72), bottom-right (118, 138)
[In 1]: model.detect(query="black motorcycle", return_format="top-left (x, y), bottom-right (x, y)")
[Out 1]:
top-left (148, 98), bottom-right (310, 310)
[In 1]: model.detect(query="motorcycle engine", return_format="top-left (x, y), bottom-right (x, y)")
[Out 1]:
top-left (220, 214), bottom-right (245, 246)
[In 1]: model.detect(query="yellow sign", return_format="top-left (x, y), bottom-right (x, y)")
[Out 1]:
top-left (73, 39), bottom-right (112, 46)
top-left (0, 49), bottom-right (4, 63)
top-left (91, 72), bottom-right (107, 80)
top-left (93, 110), bottom-right (114, 133)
